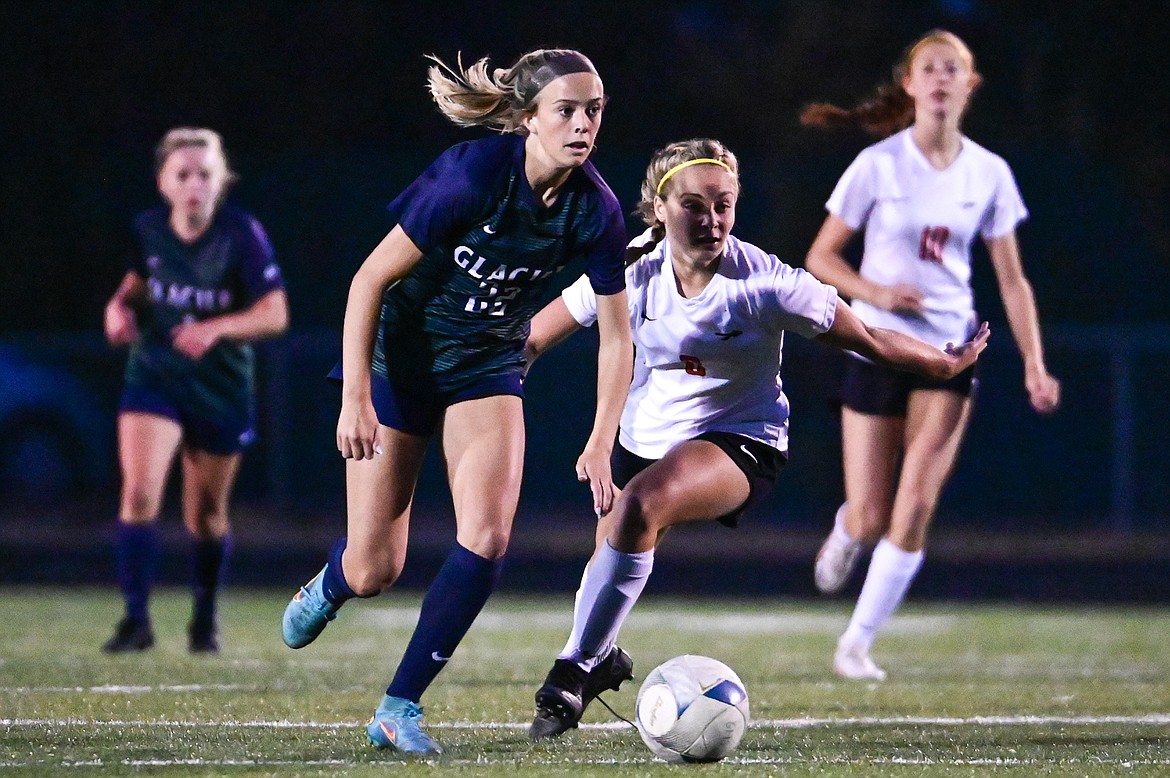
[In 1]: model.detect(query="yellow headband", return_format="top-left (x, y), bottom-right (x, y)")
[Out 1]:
top-left (655, 158), bottom-right (732, 196)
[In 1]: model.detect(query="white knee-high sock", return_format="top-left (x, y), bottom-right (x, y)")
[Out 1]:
top-left (841, 538), bottom-right (924, 649)
top-left (559, 540), bottom-right (654, 671)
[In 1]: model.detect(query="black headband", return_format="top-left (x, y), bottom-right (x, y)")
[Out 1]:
top-left (521, 52), bottom-right (597, 105)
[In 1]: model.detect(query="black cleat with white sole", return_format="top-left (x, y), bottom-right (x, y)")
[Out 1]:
top-left (529, 646), bottom-right (634, 741)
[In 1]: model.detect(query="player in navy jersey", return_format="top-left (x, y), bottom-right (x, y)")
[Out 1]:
top-left (800, 30), bottom-right (1061, 681)
top-left (521, 138), bottom-right (990, 740)
top-left (279, 49), bottom-right (632, 754)
top-left (101, 127), bottom-right (289, 654)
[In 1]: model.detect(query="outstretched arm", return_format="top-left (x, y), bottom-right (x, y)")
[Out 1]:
top-left (985, 232), bottom-right (1061, 414)
top-left (815, 299), bottom-right (989, 380)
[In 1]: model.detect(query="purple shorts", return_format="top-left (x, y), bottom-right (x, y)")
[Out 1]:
top-left (119, 382), bottom-right (256, 455)
top-left (329, 366), bottom-right (524, 437)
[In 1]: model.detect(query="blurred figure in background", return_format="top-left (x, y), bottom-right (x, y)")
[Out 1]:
top-left (102, 127), bottom-right (289, 654)
top-left (279, 48), bottom-right (632, 754)
top-left (800, 30), bottom-right (1060, 681)
top-left (523, 138), bottom-right (989, 740)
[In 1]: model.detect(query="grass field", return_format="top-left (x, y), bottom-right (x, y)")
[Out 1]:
top-left (2, 588), bottom-right (1169, 775)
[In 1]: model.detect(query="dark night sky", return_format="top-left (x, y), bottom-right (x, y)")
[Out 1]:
top-left (2, 1), bottom-right (1167, 333)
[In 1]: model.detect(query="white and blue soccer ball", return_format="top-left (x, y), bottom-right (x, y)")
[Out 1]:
top-left (634, 654), bottom-right (750, 764)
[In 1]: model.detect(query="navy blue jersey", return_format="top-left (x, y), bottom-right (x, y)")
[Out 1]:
top-left (124, 205), bottom-right (284, 419)
top-left (374, 133), bottom-right (626, 394)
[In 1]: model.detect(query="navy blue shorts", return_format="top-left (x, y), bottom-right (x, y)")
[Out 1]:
top-left (840, 355), bottom-right (978, 417)
top-left (330, 366), bottom-right (525, 437)
top-left (611, 431), bottom-right (786, 528)
top-left (119, 382), bottom-right (256, 455)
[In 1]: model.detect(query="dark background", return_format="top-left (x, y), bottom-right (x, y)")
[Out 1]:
top-left (1, 1), bottom-right (1168, 596)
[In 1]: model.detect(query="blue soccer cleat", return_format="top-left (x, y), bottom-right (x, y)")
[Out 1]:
top-left (367, 694), bottom-right (444, 755)
top-left (281, 566), bottom-right (339, 649)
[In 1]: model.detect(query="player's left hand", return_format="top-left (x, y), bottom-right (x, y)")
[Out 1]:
top-left (576, 442), bottom-right (616, 517)
top-left (1026, 368), bottom-right (1061, 415)
top-left (171, 320), bottom-right (222, 360)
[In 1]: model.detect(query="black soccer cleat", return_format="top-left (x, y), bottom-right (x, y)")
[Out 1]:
top-left (101, 617), bottom-right (155, 653)
top-left (529, 646), bottom-right (634, 741)
top-left (187, 617), bottom-right (220, 654)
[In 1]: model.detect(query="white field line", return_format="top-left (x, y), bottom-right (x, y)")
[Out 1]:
top-left (3, 756), bottom-right (1170, 768)
top-left (0, 684), bottom-right (255, 694)
top-left (359, 608), bottom-right (955, 635)
top-left (5, 713), bottom-right (1170, 730)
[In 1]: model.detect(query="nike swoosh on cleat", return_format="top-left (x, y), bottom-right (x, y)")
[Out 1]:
top-left (379, 722), bottom-right (397, 743)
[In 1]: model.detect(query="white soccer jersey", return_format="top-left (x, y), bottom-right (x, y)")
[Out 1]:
top-left (561, 232), bottom-right (838, 458)
top-left (826, 127), bottom-right (1028, 350)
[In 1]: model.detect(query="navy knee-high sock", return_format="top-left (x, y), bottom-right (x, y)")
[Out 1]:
top-left (321, 537), bottom-right (358, 605)
top-left (192, 535), bottom-right (231, 626)
top-left (386, 544), bottom-right (503, 703)
top-left (116, 522), bottom-right (160, 624)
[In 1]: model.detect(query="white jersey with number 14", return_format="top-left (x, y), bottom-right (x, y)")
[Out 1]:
top-left (827, 127), bottom-right (1028, 350)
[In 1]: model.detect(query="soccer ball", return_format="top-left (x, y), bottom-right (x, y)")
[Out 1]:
top-left (634, 654), bottom-right (750, 763)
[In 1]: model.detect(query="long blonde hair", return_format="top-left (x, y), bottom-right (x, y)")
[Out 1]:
top-left (426, 49), bottom-right (599, 133)
top-left (628, 138), bottom-right (740, 263)
top-left (800, 29), bottom-right (980, 137)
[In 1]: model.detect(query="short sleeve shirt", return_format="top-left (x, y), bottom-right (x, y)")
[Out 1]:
top-left (375, 133), bottom-right (627, 395)
top-left (826, 128), bottom-right (1027, 349)
top-left (562, 232), bottom-right (837, 458)
top-left (124, 206), bottom-right (284, 416)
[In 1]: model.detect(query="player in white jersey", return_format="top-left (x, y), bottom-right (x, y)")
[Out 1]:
top-left (522, 138), bottom-right (990, 740)
top-left (800, 30), bottom-right (1061, 681)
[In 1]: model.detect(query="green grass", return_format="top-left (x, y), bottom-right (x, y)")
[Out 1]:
top-left (2, 588), bottom-right (1169, 775)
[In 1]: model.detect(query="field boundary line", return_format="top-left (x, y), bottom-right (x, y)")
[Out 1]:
top-left (5, 713), bottom-right (1169, 730)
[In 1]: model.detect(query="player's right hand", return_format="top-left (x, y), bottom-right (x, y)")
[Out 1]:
top-left (943, 320), bottom-right (991, 375)
top-left (336, 399), bottom-right (381, 460)
top-left (104, 302), bottom-right (138, 346)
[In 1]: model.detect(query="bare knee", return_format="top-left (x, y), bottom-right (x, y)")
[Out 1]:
top-left (185, 509), bottom-right (229, 539)
top-left (185, 492), bottom-right (231, 539)
top-left (121, 486), bottom-right (162, 521)
top-left (342, 546), bottom-right (405, 596)
top-left (611, 485), bottom-right (669, 551)
top-left (457, 527), bottom-right (511, 561)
